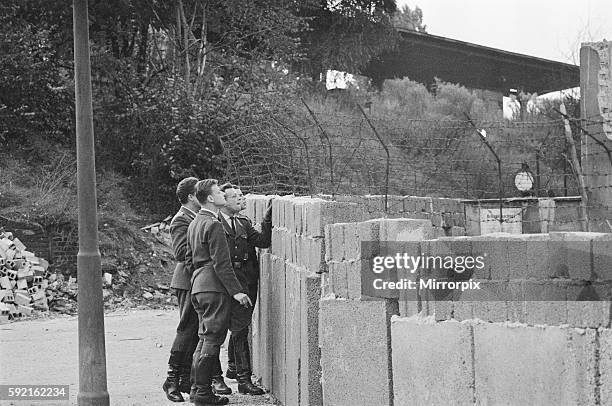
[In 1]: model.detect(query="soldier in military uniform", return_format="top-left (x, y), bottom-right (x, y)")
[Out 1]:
top-left (163, 177), bottom-right (201, 402)
top-left (217, 183), bottom-right (272, 395)
top-left (186, 179), bottom-right (252, 406)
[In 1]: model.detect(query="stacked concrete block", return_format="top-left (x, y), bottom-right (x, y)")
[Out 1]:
top-left (0, 229), bottom-right (53, 322)
top-left (600, 329), bottom-right (612, 406)
top-left (269, 255), bottom-right (286, 403)
top-left (391, 316), bottom-right (475, 405)
top-left (300, 273), bottom-right (322, 406)
top-left (415, 232), bottom-right (612, 328)
top-left (319, 299), bottom-right (397, 406)
top-left (473, 323), bottom-right (598, 405)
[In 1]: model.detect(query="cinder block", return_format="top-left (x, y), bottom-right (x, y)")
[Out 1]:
top-left (600, 329), bottom-right (612, 406)
top-left (319, 299), bottom-right (397, 406)
top-left (16, 278), bottom-right (28, 290)
top-left (14, 292), bottom-right (31, 306)
top-left (283, 230), bottom-right (293, 262)
top-left (293, 198), bottom-right (305, 235)
top-left (285, 263), bottom-right (301, 406)
top-left (284, 198), bottom-right (295, 235)
top-left (39, 258), bottom-right (49, 271)
top-left (328, 261), bottom-right (348, 298)
top-left (5, 248), bottom-right (15, 260)
top-left (32, 296), bottom-right (48, 310)
top-left (357, 220), bottom-right (380, 260)
top-left (473, 323), bottom-right (598, 406)
top-left (431, 213), bottom-right (443, 227)
top-left (549, 233), bottom-right (592, 280)
top-left (379, 218), bottom-right (434, 242)
top-left (392, 317), bottom-right (474, 405)
top-left (304, 199), bottom-right (367, 238)
top-left (523, 280), bottom-right (568, 325)
top-left (411, 196), bottom-right (433, 214)
top-left (17, 304), bottom-right (32, 316)
top-left (433, 299), bottom-right (454, 321)
top-left (325, 223), bottom-right (345, 262)
top-left (271, 228), bottom-right (283, 258)
top-left (453, 211), bottom-right (466, 228)
top-left (524, 234), bottom-right (553, 279)
top-left (343, 222), bottom-right (360, 261)
top-left (2, 291), bottom-right (14, 303)
top-left (272, 197), bottom-right (284, 229)
top-left (306, 237), bottom-right (325, 274)
top-left (300, 273), bottom-right (323, 406)
top-left (456, 280), bottom-right (508, 323)
top-left (31, 265), bottom-right (45, 275)
top-left (12, 238), bottom-right (26, 251)
top-left (32, 290), bottom-right (45, 302)
top-left (254, 252), bottom-right (272, 385)
top-left (470, 235), bottom-right (514, 280)
top-left (0, 276), bottom-right (11, 290)
top-left (593, 234), bottom-right (612, 280)
top-left (269, 255), bottom-right (286, 403)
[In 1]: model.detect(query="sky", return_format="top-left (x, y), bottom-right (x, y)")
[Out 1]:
top-left (396, 0), bottom-right (612, 64)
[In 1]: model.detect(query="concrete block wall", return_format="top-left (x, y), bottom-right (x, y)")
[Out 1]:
top-left (250, 194), bottom-right (374, 406)
top-left (414, 232), bottom-right (612, 328)
top-left (248, 192), bottom-right (611, 405)
top-left (391, 317), bottom-right (606, 406)
top-left (247, 193), bottom-right (453, 405)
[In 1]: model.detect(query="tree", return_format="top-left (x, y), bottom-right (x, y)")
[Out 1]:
top-left (0, 2), bottom-right (73, 159)
top-left (392, 5), bottom-right (427, 32)
top-left (297, 0), bottom-right (399, 77)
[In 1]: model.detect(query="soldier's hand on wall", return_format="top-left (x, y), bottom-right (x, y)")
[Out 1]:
top-left (264, 199), bottom-right (274, 223)
top-left (233, 292), bottom-right (253, 308)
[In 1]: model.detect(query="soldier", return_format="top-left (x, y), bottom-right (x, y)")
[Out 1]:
top-left (163, 177), bottom-right (201, 403)
top-left (218, 183), bottom-right (271, 395)
top-left (187, 179), bottom-right (252, 406)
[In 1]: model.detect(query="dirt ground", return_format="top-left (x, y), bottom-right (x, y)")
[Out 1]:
top-left (0, 309), bottom-right (278, 406)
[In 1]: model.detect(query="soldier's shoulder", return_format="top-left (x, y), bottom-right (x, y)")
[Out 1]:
top-left (235, 214), bottom-right (252, 222)
top-left (170, 210), bottom-right (188, 224)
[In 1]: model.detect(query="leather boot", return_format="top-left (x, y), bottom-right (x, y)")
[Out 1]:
top-left (237, 373), bottom-right (264, 395)
top-left (162, 364), bottom-right (185, 402)
top-left (192, 354), bottom-right (229, 406)
top-left (226, 335), bottom-right (236, 380)
top-left (211, 376), bottom-right (232, 395)
top-left (178, 365), bottom-right (191, 394)
top-left (225, 365), bottom-right (237, 380)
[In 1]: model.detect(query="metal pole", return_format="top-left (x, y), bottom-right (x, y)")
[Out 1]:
top-left (73, 1), bottom-right (110, 405)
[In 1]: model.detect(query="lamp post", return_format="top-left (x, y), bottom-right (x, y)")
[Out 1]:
top-left (73, 0), bottom-right (110, 405)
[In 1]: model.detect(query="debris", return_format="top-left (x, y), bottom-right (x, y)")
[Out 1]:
top-left (103, 273), bottom-right (112, 287)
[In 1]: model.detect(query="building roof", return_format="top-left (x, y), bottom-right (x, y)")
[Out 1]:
top-left (362, 30), bottom-right (579, 95)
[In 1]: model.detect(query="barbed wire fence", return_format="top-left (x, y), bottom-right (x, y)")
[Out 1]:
top-left (219, 102), bottom-right (612, 232)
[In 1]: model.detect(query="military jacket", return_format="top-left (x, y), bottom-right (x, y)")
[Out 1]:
top-left (169, 206), bottom-right (197, 290)
top-left (218, 212), bottom-right (271, 288)
top-left (186, 209), bottom-right (244, 296)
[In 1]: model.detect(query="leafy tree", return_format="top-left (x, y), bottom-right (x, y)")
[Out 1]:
top-left (392, 5), bottom-right (427, 32)
top-left (297, 0), bottom-right (399, 77)
top-left (0, 3), bottom-right (73, 159)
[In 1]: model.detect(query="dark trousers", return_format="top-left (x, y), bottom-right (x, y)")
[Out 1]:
top-left (169, 288), bottom-right (199, 367)
top-left (191, 292), bottom-right (232, 394)
top-left (227, 283), bottom-right (258, 374)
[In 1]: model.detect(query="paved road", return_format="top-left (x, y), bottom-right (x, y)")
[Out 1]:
top-left (0, 309), bottom-right (278, 406)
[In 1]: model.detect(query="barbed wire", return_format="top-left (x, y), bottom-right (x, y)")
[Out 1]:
top-left (219, 105), bottom-right (612, 230)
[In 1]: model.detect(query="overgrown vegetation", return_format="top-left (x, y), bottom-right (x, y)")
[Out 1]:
top-left (0, 0), bottom-right (582, 222)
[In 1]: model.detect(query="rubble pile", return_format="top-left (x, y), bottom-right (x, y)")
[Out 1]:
top-left (0, 219), bottom-right (179, 323)
top-left (0, 230), bottom-right (52, 322)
